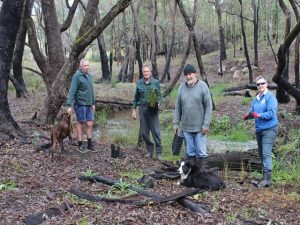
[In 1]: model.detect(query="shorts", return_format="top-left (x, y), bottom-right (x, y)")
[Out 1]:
top-left (75, 105), bottom-right (94, 122)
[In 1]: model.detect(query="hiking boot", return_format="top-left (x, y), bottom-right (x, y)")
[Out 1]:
top-left (87, 142), bottom-right (95, 151)
top-left (259, 170), bottom-right (272, 187)
top-left (157, 154), bottom-right (163, 161)
top-left (78, 144), bottom-right (89, 153)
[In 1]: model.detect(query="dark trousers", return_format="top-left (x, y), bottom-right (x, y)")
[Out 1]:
top-left (139, 105), bottom-right (162, 154)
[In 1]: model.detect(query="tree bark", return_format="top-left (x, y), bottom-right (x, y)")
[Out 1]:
top-left (239, 0), bottom-right (253, 84)
top-left (289, 0), bottom-right (300, 89)
top-left (131, 1), bottom-right (143, 80)
top-left (160, 1), bottom-right (177, 83)
top-left (276, 0), bottom-right (291, 104)
top-left (96, 8), bottom-right (111, 81)
top-left (215, 0), bottom-right (227, 61)
top-left (0, 0), bottom-right (25, 139)
top-left (273, 20), bottom-right (300, 113)
top-left (12, 0), bottom-right (34, 98)
top-left (163, 34), bottom-right (192, 97)
top-left (252, 0), bottom-right (259, 67)
top-left (149, 0), bottom-right (159, 79)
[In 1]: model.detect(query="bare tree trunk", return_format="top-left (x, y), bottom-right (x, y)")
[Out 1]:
top-left (289, 0), bottom-right (300, 89)
top-left (277, 0), bottom-right (291, 103)
top-left (252, 0), bottom-right (259, 67)
top-left (163, 34), bottom-right (192, 97)
top-left (96, 8), bottom-right (111, 81)
top-left (239, 0), bottom-right (253, 84)
top-left (0, 0), bottom-right (25, 139)
top-left (215, 0), bottom-right (227, 61)
top-left (149, 0), bottom-right (158, 79)
top-left (272, 20), bottom-right (300, 113)
top-left (12, 0), bottom-right (34, 98)
top-left (160, 1), bottom-right (177, 83)
top-left (131, 1), bottom-right (143, 80)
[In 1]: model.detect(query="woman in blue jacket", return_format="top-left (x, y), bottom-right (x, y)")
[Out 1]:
top-left (243, 76), bottom-right (278, 187)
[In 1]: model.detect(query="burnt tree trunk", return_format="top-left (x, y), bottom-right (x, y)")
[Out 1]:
top-left (12, 0), bottom-right (34, 98)
top-left (272, 20), bottom-right (300, 113)
top-left (239, 0), bottom-right (253, 84)
top-left (96, 8), bottom-right (111, 81)
top-left (289, 0), bottom-right (300, 89)
top-left (252, 0), bottom-right (259, 67)
top-left (163, 34), bottom-right (192, 97)
top-left (215, 0), bottom-right (227, 61)
top-left (160, 1), bottom-right (177, 83)
top-left (0, 0), bottom-right (25, 140)
top-left (131, 0), bottom-right (143, 80)
top-left (276, 0), bottom-right (291, 104)
top-left (149, 0), bottom-right (158, 79)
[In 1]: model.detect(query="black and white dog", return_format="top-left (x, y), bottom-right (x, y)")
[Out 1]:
top-left (177, 159), bottom-right (226, 191)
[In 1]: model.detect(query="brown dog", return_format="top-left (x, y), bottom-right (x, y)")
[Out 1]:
top-left (50, 112), bottom-right (72, 159)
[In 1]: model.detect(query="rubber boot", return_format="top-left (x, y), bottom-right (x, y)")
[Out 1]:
top-left (259, 170), bottom-right (272, 187)
top-left (196, 157), bottom-right (207, 173)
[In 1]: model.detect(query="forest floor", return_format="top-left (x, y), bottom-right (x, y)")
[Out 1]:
top-left (1, 48), bottom-right (300, 225)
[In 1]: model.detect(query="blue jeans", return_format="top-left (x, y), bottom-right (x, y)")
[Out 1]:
top-left (183, 131), bottom-right (207, 158)
top-left (256, 125), bottom-right (278, 171)
top-left (75, 105), bottom-right (94, 122)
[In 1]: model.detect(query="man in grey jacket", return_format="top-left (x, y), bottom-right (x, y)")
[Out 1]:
top-left (173, 64), bottom-right (212, 166)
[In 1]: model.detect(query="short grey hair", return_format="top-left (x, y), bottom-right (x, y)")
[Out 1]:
top-left (80, 59), bottom-right (89, 67)
top-left (143, 64), bottom-right (152, 71)
top-left (256, 75), bottom-right (267, 83)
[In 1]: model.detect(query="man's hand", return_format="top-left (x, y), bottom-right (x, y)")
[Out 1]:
top-left (67, 107), bottom-right (72, 115)
top-left (132, 109), bottom-right (137, 120)
top-left (249, 112), bottom-right (260, 118)
top-left (201, 128), bottom-right (209, 135)
top-left (242, 114), bottom-right (249, 120)
top-left (92, 105), bottom-right (96, 111)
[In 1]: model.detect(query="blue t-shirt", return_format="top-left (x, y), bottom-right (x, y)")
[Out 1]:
top-left (249, 91), bottom-right (278, 132)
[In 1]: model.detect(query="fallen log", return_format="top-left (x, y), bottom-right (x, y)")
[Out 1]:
top-left (24, 202), bottom-right (73, 225)
top-left (79, 175), bottom-right (209, 213)
top-left (223, 90), bottom-right (251, 97)
top-left (79, 175), bottom-right (162, 200)
top-left (69, 186), bottom-right (201, 206)
top-left (206, 150), bottom-right (262, 171)
top-left (160, 150), bottom-right (262, 172)
top-left (223, 83), bottom-right (277, 92)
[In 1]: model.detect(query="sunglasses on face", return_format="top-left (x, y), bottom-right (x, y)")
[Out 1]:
top-left (256, 82), bottom-right (266, 87)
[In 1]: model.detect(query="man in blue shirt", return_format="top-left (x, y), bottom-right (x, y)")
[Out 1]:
top-left (243, 75), bottom-right (278, 187)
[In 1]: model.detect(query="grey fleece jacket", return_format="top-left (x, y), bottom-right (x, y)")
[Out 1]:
top-left (173, 80), bottom-right (212, 132)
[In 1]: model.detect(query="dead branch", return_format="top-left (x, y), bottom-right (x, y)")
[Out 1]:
top-left (79, 175), bottom-right (209, 213)
top-left (69, 186), bottom-right (202, 206)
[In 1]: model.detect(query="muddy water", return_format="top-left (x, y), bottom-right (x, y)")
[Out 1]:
top-left (94, 110), bottom-right (258, 153)
top-left (93, 110), bottom-right (137, 140)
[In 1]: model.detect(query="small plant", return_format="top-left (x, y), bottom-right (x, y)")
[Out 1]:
top-left (210, 116), bottom-right (231, 134)
top-left (146, 89), bottom-right (160, 108)
top-left (83, 167), bottom-right (96, 177)
top-left (108, 178), bottom-right (134, 197)
top-left (76, 217), bottom-right (89, 225)
top-left (0, 180), bottom-right (17, 192)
